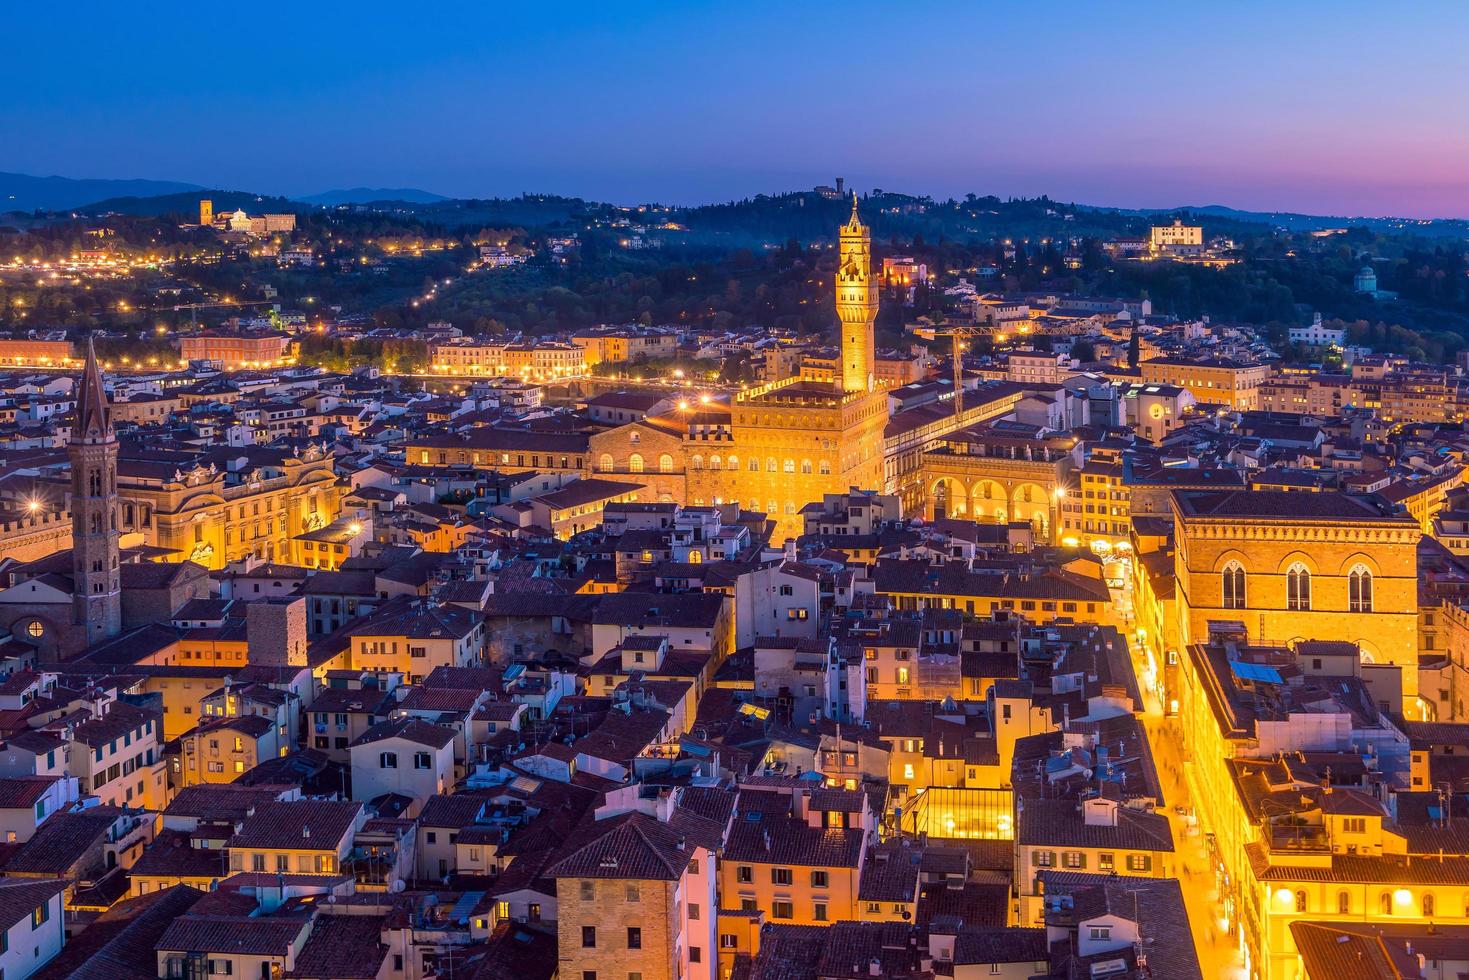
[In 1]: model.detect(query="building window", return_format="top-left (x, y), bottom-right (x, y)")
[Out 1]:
top-left (582, 926), bottom-right (596, 948)
top-left (1380, 892), bottom-right (1393, 915)
top-left (810, 870), bottom-right (828, 888)
top-left (380, 752), bottom-right (397, 769)
top-left (1125, 854), bottom-right (1151, 872)
top-left (659, 454), bottom-right (674, 474)
top-left (736, 865), bottom-right (752, 883)
top-left (1295, 890), bottom-right (1307, 913)
top-left (1423, 893), bottom-right (1436, 917)
top-left (1088, 927), bottom-right (1110, 941)
top-left (771, 868), bottom-right (792, 885)
top-left (30, 902), bottom-right (48, 929)
top-left (627, 927), bottom-right (641, 949)
top-left (1221, 561), bottom-right (1245, 609)
top-left (628, 454), bottom-right (644, 473)
top-left (1287, 563), bottom-right (1311, 611)
top-left (813, 902), bottom-right (828, 922)
top-left (580, 881), bottom-right (594, 901)
top-left (772, 901), bottom-right (793, 919)
top-left (599, 454), bottom-right (614, 472)
top-left (1349, 565), bottom-right (1373, 613)
top-left (1062, 851), bottom-right (1086, 870)
top-left (1338, 891), bottom-right (1350, 914)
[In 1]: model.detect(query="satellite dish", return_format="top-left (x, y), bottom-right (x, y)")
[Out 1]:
top-left (389, 879), bottom-right (406, 893)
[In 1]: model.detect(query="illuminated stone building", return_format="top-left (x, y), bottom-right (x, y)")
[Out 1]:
top-left (113, 443), bottom-right (343, 571)
top-left (1148, 219), bottom-right (1203, 253)
top-left (429, 339), bottom-right (586, 380)
top-left (0, 342), bottom-right (203, 659)
top-left (921, 423), bottom-right (1077, 541)
top-left (1139, 356), bottom-right (1271, 410)
top-left (1170, 489), bottom-right (1421, 691)
top-left (589, 199), bottom-right (890, 541)
top-left (1172, 624), bottom-right (1465, 980)
top-left (178, 331), bottom-right (292, 370)
top-left (0, 339), bottom-right (74, 368)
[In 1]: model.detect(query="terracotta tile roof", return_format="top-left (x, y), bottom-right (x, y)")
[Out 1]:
top-left (0, 878), bottom-right (65, 931)
top-left (155, 914), bottom-right (310, 956)
top-left (418, 793), bottom-right (489, 829)
top-left (1016, 798), bottom-right (1173, 853)
top-left (350, 717), bottom-right (457, 751)
top-left (857, 842), bottom-right (923, 903)
top-left (4, 806), bottom-right (122, 874)
top-left (546, 811), bottom-right (693, 881)
top-left (39, 884), bottom-right (204, 980)
top-left (0, 775), bottom-right (61, 808)
top-left (284, 913), bottom-right (388, 979)
top-left (226, 800), bottom-right (361, 851)
top-left (164, 785), bottom-right (283, 821)
top-left (131, 829), bottom-right (228, 879)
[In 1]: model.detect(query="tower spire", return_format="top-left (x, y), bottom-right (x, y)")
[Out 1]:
top-left (68, 334), bottom-right (121, 650)
top-left (74, 335), bottom-right (111, 442)
top-left (844, 191), bottom-right (863, 232)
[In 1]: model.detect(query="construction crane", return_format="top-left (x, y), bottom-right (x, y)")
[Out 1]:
top-left (933, 323), bottom-right (986, 417)
top-left (168, 299), bottom-right (274, 328)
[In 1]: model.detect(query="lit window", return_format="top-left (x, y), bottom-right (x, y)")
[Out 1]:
top-left (1221, 561), bottom-right (1245, 609)
top-left (1348, 564), bottom-right (1373, 613)
top-left (1287, 563), bottom-right (1311, 611)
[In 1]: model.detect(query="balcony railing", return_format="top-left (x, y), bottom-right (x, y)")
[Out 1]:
top-left (1268, 823), bottom-right (1330, 852)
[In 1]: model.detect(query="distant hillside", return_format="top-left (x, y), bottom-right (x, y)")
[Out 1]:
top-left (77, 189), bottom-right (301, 218)
top-left (298, 187), bottom-right (448, 206)
top-left (0, 171), bottom-right (202, 213)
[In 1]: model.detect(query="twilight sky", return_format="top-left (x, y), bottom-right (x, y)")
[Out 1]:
top-left (5, 1), bottom-right (1468, 217)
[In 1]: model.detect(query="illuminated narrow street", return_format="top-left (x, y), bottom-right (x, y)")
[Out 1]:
top-left (1139, 686), bottom-right (1247, 979)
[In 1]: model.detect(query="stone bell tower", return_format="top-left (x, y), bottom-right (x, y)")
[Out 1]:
top-left (835, 193), bottom-right (877, 394)
top-left (70, 336), bottom-right (121, 645)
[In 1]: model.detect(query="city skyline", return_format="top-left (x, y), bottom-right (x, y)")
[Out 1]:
top-left (5, 2), bottom-right (1468, 217)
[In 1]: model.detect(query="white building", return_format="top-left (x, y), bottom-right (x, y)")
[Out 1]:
top-left (349, 718), bottom-right (457, 816)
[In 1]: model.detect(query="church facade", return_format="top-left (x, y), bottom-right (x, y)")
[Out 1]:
top-left (0, 340), bottom-right (210, 661)
top-left (589, 198), bottom-right (891, 541)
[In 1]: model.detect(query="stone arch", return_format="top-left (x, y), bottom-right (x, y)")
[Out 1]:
top-left (1210, 549), bottom-right (1252, 573)
top-left (1009, 481), bottom-right (1049, 535)
top-left (967, 480), bottom-right (1007, 522)
top-left (931, 477), bottom-right (968, 520)
top-left (1335, 552), bottom-right (1382, 577)
top-left (1275, 551), bottom-right (1320, 575)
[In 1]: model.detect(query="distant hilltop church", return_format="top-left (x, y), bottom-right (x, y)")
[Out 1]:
top-left (0, 339), bottom-right (210, 661)
top-left (584, 196), bottom-right (891, 539)
top-left (198, 198), bottom-right (296, 236)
